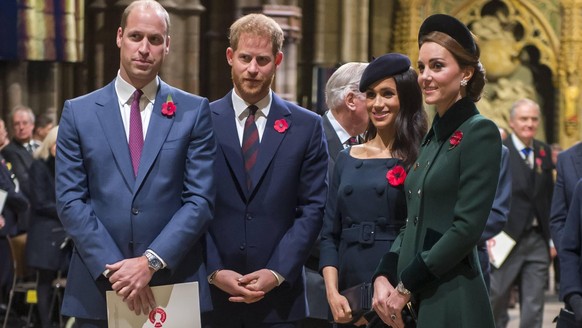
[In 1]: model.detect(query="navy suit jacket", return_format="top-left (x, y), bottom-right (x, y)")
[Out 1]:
top-left (56, 79), bottom-right (216, 319)
top-left (207, 91), bottom-right (328, 323)
top-left (551, 142), bottom-right (582, 252)
top-left (559, 178), bottom-right (582, 301)
top-left (0, 154), bottom-right (29, 237)
top-left (322, 112), bottom-right (343, 178)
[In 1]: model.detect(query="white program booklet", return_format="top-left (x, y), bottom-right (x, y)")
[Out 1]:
top-left (488, 231), bottom-right (516, 269)
top-left (0, 189), bottom-right (7, 213)
top-left (106, 282), bottom-right (201, 328)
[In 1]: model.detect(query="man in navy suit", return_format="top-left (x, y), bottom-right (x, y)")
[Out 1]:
top-left (205, 13), bottom-right (328, 327)
top-left (550, 142), bottom-right (582, 253)
top-left (56, 1), bottom-right (216, 326)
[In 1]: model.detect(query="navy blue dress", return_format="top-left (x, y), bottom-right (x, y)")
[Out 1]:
top-left (320, 148), bottom-right (407, 291)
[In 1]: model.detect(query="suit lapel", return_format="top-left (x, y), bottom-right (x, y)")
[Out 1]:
top-left (135, 81), bottom-right (174, 190)
top-left (250, 94), bottom-right (291, 193)
top-left (212, 92), bottom-right (247, 193)
top-left (95, 82), bottom-right (135, 189)
top-left (322, 113), bottom-right (343, 159)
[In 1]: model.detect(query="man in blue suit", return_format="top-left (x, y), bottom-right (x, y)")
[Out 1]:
top-left (550, 142), bottom-right (582, 253)
top-left (205, 13), bottom-right (328, 327)
top-left (55, 1), bottom-right (216, 326)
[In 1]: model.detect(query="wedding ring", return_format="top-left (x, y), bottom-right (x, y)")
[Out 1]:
top-left (390, 314), bottom-right (397, 320)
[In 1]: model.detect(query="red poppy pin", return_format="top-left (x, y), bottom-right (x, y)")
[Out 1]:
top-left (539, 148), bottom-right (546, 157)
top-left (161, 94), bottom-right (176, 117)
top-left (386, 165), bottom-right (407, 187)
top-left (449, 130), bottom-right (463, 150)
top-left (274, 119), bottom-right (288, 133)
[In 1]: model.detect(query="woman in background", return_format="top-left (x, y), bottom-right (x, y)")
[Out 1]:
top-left (319, 53), bottom-right (427, 327)
top-left (26, 126), bottom-right (71, 328)
top-left (371, 14), bottom-right (501, 328)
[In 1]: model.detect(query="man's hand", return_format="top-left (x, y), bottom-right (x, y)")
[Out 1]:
top-left (106, 256), bottom-right (154, 303)
top-left (237, 269), bottom-right (278, 295)
top-left (550, 246), bottom-right (558, 260)
top-left (211, 269), bottom-right (265, 303)
top-left (126, 286), bottom-right (156, 316)
top-left (0, 215), bottom-right (5, 229)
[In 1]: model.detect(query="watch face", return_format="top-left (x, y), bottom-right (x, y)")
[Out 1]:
top-left (151, 258), bottom-right (162, 269)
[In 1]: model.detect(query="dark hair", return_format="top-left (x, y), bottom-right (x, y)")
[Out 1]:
top-left (364, 68), bottom-right (428, 168)
top-left (34, 114), bottom-right (54, 130)
top-left (420, 31), bottom-right (486, 102)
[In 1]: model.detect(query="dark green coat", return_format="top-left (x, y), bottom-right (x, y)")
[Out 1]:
top-left (376, 98), bottom-right (500, 327)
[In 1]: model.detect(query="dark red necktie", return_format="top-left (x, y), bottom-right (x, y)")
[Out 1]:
top-left (242, 105), bottom-right (259, 190)
top-left (129, 89), bottom-right (143, 177)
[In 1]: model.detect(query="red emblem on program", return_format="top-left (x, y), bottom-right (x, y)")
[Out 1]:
top-left (149, 308), bottom-right (167, 328)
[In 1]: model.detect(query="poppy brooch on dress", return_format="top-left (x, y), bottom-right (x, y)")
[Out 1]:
top-left (161, 94), bottom-right (176, 117)
top-left (386, 165), bottom-right (407, 187)
top-left (274, 119), bottom-right (288, 133)
top-left (449, 130), bottom-right (463, 150)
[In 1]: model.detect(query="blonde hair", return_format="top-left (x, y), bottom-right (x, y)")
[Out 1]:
top-left (34, 126), bottom-right (58, 160)
top-left (229, 13), bottom-right (284, 56)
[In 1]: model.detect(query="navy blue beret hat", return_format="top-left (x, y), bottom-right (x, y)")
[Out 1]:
top-left (358, 53), bottom-right (411, 92)
top-left (418, 14), bottom-right (477, 55)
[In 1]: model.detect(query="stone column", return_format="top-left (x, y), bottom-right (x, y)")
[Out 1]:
top-left (242, 5), bottom-right (302, 102)
top-left (340, 0), bottom-right (368, 62)
top-left (158, 0), bottom-right (205, 93)
top-left (558, 0), bottom-right (582, 148)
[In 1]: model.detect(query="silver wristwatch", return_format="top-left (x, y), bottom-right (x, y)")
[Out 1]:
top-left (144, 251), bottom-right (163, 272)
top-left (396, 281), bottom-right (411, 296)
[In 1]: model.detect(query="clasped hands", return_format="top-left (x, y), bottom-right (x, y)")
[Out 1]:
top-left (106, 256), bottom-right (156, 316)
top-left (372, 276), bottom-right (411, 328)
top-left (212, 268), bottom-right (278, 303)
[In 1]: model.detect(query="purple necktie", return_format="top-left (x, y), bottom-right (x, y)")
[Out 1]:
top-left (129, 89), bottom-right (144, 177)
top-left (242, 105), bottom-right (259, 190)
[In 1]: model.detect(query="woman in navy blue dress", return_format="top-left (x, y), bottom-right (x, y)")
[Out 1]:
top-left (319, 53), bottom-right (427, 327)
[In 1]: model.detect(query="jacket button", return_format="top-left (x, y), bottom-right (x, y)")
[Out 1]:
top-left (414, 216), bottom-right (419, 225)
top-left (239, 243), bottom-right (246, 250)
top-left (131, 208), bottom-right (139, 215)
top-left (417, 189), bottom-right (422, 198)
top-left (408, 190), bottom-right (412, 200)
top-left (246, 214), bottom-right (252, 220)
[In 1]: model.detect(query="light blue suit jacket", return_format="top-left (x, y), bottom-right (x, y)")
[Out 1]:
top-left (56, 79), bottom-right (216, 319)
top-left (205, 91), bottom-right (328, 324)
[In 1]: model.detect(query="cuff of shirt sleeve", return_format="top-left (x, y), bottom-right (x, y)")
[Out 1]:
top-left (401, 253), bottom-right (438, 294)
top-left (146, 249), bottom-right (167, 269)
top-left (269, 270), bottom-right (285, 286)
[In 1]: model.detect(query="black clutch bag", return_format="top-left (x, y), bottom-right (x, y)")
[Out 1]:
top-left (554, 308), bottom-right (578, 328)
top-left (340, 282), bottom-right (373, 322)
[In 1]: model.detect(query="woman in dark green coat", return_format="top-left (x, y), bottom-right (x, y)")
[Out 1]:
top-left (371, 14), bottom-right (500, 328)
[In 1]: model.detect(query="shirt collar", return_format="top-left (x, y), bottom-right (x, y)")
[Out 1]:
top-left (232, 89), bottom-right (272, 120)
top-left (325, 111), bottom-right (351, 144)
top-left (115, 71), bottom-right (159, 106)
top-left (511, 133), bottom-right (532, 152)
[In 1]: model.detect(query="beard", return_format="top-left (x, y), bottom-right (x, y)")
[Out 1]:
top-left (232, 72), bottom-right (274, 103)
